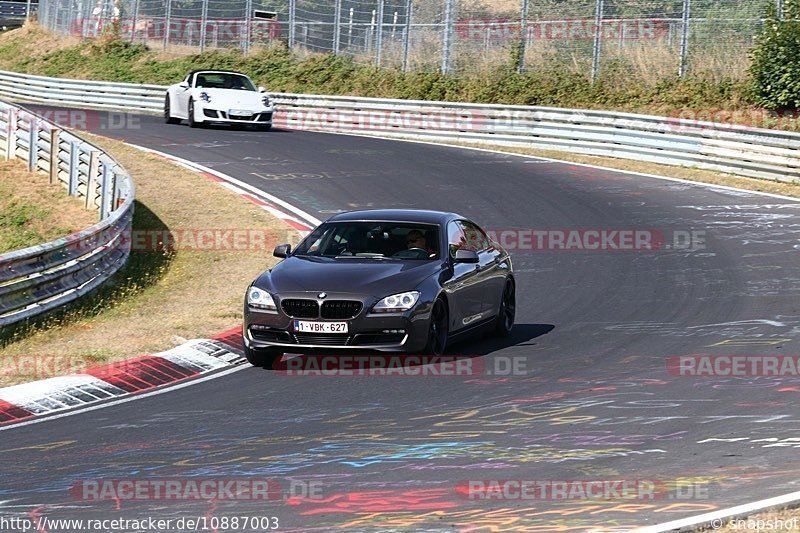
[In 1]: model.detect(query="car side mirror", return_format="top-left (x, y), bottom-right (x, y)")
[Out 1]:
top-left (273, 243), bottom-right (291, 258)
top-left (179, 82), bottom-right (189, 89)
top-left (453, 249), bottom-right (479, 264)
top-left (258, 86), bottom-right (266, 93)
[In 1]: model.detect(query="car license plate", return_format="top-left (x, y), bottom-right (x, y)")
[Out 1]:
top-left (294, 320), bottom-right (348, 333)
top-left (229, 109), bottom-right (252, 117)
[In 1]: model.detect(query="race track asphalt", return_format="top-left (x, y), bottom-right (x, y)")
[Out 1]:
top-left (3, 108), bottom-right (800, 532)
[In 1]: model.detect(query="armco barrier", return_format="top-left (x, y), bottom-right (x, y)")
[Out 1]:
top-left (0, 100), bottom-right (134, 327)
top-left (0, 69), bottom-right (797, 183)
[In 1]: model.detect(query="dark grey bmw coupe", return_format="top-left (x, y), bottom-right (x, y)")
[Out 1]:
top-left (242, 209), bottom-right (515, 367)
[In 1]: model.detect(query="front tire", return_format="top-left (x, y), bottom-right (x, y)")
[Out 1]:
top-left (244, 345), bottom-right (283, 368)
top-left (188, 99), bottom-right (200, 128)
top-left (494, 278), bottom-right (515, 336)
top-left (422, 298), bottom-right (449, 355)
top-left (164, 96), bottom-right (179, 124)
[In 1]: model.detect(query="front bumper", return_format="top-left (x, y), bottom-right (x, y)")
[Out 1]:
top-left (198, 105), bottom-right (274, 124)
top-left (243, 293), bottom-right (431, 353)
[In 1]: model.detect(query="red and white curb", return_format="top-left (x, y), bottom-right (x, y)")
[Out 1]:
top-left (0, 330), bottom-right (245, 425)
top-left (126, 143), bottom-right (320, 233)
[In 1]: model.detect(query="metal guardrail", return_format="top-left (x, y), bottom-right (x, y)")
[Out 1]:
top-left (0, 1), bottom-right (37, 20)
top-left (0, 100), bottom-right (134, 327)
top-left (0, 69), bottom-right (797, 183)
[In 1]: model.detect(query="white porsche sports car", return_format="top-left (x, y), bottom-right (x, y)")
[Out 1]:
top-left (164, 70), bottom-right (275, 130)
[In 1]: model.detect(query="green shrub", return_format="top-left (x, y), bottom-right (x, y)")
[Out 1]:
top-left (750, 0), bottom-right (800, 109)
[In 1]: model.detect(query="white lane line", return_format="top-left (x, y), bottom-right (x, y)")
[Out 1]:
top-left (125, 143), bottom-right (322, 226)
top-left (0, 365), bottom-right (250, 432)
top-left (632, 490), bottom-right (800, 532)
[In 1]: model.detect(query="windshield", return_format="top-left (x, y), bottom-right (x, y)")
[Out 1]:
top-left (293, 222), bottom-right (440, 260)
top-left (194, 72), bottom-right (256, 91)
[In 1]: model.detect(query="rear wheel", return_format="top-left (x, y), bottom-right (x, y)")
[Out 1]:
top-left (494, 278), bottom-right (515, 336)
top-left (244, 345), bottom-right (283, 368)
top-left (164, 96), bottom-right (179, 124)
top-left (422, 298), bottom-right (449, 355)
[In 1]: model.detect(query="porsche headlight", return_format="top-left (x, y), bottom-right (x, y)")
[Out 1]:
top-left (261, 95), bottom-right (271, 107)
top-left (199, 91), bottom-right (211, 103)
top-left (247, 286), bottom-right (277, 312)
top-left (372, 291), bottom-right (420, 313)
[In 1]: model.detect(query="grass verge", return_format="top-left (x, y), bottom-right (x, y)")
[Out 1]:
top-left (0, 134), bottom-right (292, 386)
top-left (2, 23), bottom-right (795, 131)
top-left (0, 158), bottom-right (96, 253)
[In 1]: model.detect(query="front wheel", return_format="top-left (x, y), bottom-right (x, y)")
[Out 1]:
top-left (494, 279), bottom-right (515, 336)
top-left (188, 100), bottom-right (200, 128)
top-left (422, 298), bottom-right (449, 355)
top-left (164, 96), bottom-right (179, 124)
top-left (244, 345), bottom-right (283, 368)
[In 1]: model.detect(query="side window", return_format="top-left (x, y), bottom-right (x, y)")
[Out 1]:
top-left (458, 220), bottom-right (490, 252)
top-left (447, 221), bottom-right (467, 259)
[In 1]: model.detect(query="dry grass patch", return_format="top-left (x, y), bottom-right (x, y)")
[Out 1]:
top-left (0, 134), bottom-right (293, 386)
top-left (0, 158), bottom-right (96, 253)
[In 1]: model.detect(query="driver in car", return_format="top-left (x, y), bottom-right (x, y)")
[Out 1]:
top-left (406, 230), bottom-right (435, 256)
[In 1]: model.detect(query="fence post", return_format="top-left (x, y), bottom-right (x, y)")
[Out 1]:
top-left (348, 7), bottom-right (354, 48)
top-left (200, 0), bottom-right (208, 52)
top-left (244, 0), bottom-right (253, 54)
top-left (86, 151), bottom-right (99, 209)
top-left (68, 141), bottom-right (79, 196)
top-left (25, 0), bottom-right (32, 22)
top-left (333, 0), bottom-right (342, 54)
top-left (288, 0), bottom-right (296, 48)
top-left (27, 118), bottom-right (37, 172)
top-left (591, 0), bottom-right (604, 83)
top-left (164, 0), bottom-right (172, 50)
top-left (402, 0), bottom-right (412, 71)
top-left (130, 0), bottom-right (140, 42)
top-left (5, 109), bottom-right (15, 161)
top-left (375, 0), bottom-right (384, 67)
top-left (49, 129), bottom-right (60, 184)
top-left (777, 0), bottom-right (783, 19)
top-left (441, 0), bottom-right (455, 74)
top-left (678, 0), bottom-right (691, 78)
top-left (517, 0), bottom-right (529, 73)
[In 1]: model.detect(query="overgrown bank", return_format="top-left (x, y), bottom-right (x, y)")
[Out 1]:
top-left (2, 23), bottom-right (793, 129)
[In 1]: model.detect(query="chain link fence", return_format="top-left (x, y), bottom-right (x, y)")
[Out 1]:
top-left (35, 0), bottom-right (773, 80)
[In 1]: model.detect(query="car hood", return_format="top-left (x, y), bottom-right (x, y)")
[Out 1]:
top-left (255, 256), bottom-right (441, 297)
top-left (196, 88), bottom-right (263, 108)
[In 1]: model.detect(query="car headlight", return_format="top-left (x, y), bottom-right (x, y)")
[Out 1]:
top-left (247, 286), bottom-right (277, 312)
top-left (199, 91), bottom-right (211, 103)
top-left (261, 95), bottom-right (271, 107)
top-left (372, 291), bottom-right (420, 313)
